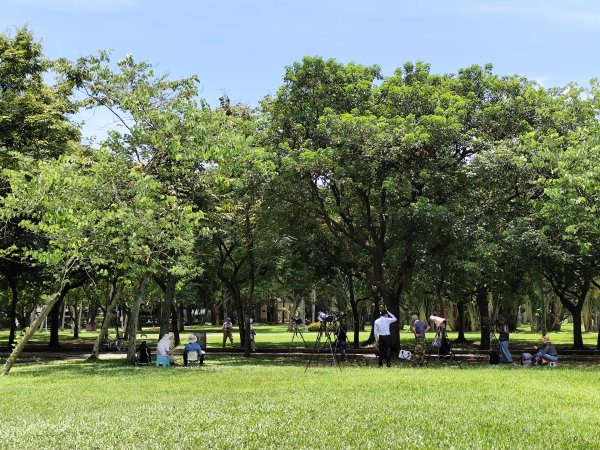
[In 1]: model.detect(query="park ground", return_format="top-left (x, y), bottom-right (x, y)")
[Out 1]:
top-left (1, 325), bottom-right (599, 449)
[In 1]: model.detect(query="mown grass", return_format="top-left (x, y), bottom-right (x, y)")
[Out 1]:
top-left (1, 357), bottom-right (599, 449)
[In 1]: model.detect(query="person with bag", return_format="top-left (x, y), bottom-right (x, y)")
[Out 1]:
top-left (222, 317), bottom-right (234, 348)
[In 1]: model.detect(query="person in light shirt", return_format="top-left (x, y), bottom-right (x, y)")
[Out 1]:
top-left (156, 334), bottom-right (175, 365)
top-left (374, 310), bottom-right (397, 367)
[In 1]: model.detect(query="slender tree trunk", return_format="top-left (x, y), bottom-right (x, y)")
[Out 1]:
top-left (73, 301), bottom-right (81, 339)
top-left (159, 274), bottom-right (177, 338)
top-left (48, 290), bottom-right (69, 349)
top-left (126, 274), bottom-right (150, 361)
top-left (476, 287), bottom-right (491, 350)
top-left (89, 280), bottom-right (123, 360)
top-left (2, 257), bottom-right (77, 376)
top-left (455, 301), bottom-right (467, 343)
top-left (346, 274), bottom-right (360, 349)
top-left (6, 275), bottom-right (19, 350)
top-left (171, 302), bottom-right (180, 347)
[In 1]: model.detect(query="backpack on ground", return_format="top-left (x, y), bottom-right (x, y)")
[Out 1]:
top-left (521, 352), bottom-right (533, 366)
top-left (489, 350), bottom-right (500, 365)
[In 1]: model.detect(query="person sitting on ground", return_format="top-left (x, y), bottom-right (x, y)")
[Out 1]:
top-left (183, 333), bottom-right (205, 366)
top-left (156, 334), bottom-right (175, 365)
top-left (533, 335), bottom-right (558, 365)
top-left (222, 317), bottom-right (234, 348)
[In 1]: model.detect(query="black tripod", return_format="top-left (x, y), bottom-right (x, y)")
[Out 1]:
top-left (288, 318), bottom-right (307, 355)
top-left (305, 319), bottom-right (340, 371)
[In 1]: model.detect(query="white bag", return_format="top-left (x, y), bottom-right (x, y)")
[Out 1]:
top-left (398, 349), bottom-right (412, 361)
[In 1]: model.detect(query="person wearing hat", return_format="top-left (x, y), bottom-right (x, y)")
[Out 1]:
top-left (183, 333), bottom-right (205, 366)
top-left (533, 335), bottom-right (558, 365)
top-left (222, 317), bottom-right (234, 348)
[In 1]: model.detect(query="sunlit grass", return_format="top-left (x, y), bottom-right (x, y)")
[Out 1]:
top-left (1, 358), bottom-right (599, 449)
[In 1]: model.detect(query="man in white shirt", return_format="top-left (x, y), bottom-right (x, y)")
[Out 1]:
top-left (374, 310), bottom-right (397, 367)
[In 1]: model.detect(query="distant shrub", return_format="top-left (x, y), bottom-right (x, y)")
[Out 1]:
top-left (307, 322), bottom-right (321, 332)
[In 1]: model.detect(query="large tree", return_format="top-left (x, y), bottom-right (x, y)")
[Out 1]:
top-left (267, 58), bottom-right (570, 349)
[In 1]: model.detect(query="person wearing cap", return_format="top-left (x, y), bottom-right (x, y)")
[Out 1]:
top-left (411, 314), bottom-right (430, 367)
top-left (222, 317), bottom-right (234, 348)
top-left (374, 309), bottom-right (397, 367)
top-left (183, 333), bottom-right (205, 366)
top-left (533, 335), bottom-right (558, 365)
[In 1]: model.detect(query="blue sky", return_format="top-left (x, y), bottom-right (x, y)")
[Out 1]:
top-left (3, 0), bottom-right (600, 138)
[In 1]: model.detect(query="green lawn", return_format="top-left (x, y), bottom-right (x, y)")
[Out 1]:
top-left (0, 358), bottom-right (599, 449)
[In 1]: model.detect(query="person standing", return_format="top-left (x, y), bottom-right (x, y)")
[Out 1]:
top-left (495, 317), bottom-right (513, 364)
top-left (222, 317), bottom-right (234, 348)
top-left (374, 310), bottom-right (397, 367)
top-left (411, 315), bottom-right (430, 367)
top-left (249, 318), bottom-right (256, 352)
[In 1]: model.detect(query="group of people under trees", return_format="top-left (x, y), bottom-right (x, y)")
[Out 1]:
top-left (374, 310), bottom-right (559, 368)
top-left (135, 311), bottom-right (559, 368)
top-left (136, 333), bottom-right (206, 366)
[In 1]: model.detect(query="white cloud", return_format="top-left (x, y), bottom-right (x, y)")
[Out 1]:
top-left (8, 0), bottom-right (139, 13)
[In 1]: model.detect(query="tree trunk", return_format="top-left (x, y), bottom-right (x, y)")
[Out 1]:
top-left (73, 302), bottom-right (81, 339)
top-left (171, 302), bottom-right (180, 347)
top-left (6, 275), bottom-right (19, 350)
top-left (2, 257), bottom-right (77, 376)
top-left (159, 274), bottom-right (177, 338)
top-left (126, 274), bottom-right (150, 362)
top-left (455, 301), bottom-right (468, 343)
top-left (476, 287), bottom-right (491, 350)
top-left (89, 280), bottom-right (123, 360)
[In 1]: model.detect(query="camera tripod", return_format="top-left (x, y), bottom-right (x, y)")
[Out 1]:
top-left (305, 320), bottom-right (341, 371)
top-left (288, 318), bottom-right (307, 355)
top-left (426, 326), bottom-right (461, 367)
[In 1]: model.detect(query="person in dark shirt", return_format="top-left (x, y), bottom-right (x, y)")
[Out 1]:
top-left (495, 317), bottom-right (513, 364)
top-left (411, 314), bottom-right (430, 367)
top-left (533, 335), bottom-right (558, 364)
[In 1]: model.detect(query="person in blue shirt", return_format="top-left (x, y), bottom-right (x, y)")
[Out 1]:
top-left (183, 334), bottom-right (205, 366)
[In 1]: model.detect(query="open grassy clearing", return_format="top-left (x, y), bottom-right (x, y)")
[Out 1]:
top-left (1, 357), bottom-right (599, 449)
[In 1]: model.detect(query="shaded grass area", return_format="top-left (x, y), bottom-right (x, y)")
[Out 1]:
top-left (1, 357), bottom-right (599, 449)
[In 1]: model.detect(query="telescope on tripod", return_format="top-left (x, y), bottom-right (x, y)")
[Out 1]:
top-left (288, 317), bottom-right (307, 355)
top-left (305, 311), bottom-right (345, 371)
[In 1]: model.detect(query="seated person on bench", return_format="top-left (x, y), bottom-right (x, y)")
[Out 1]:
top-left (156, 334), bottom-right (175, 365)
top-left (533, 335), bottom-right (558, 365)
top-left (183, 333), bottom-right (205, 366)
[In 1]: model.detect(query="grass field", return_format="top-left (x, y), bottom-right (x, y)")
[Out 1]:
top-left (1, 357), bottom-right (599, 449)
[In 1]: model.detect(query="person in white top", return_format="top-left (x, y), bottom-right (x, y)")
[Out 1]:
top-left (374, 310), bottom-right (397, 367)
top-left (156, 334), bottom-right (175, 365)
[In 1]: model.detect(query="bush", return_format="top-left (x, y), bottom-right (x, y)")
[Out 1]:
top-left (307, 322), bottom-right (321, 332)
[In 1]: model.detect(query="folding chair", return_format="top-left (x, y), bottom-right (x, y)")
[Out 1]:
top-left (186, 350), bottom-right (204, 367)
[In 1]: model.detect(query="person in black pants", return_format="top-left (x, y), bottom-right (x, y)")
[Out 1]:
top-left (374, 310), bottom-right (397, 367)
